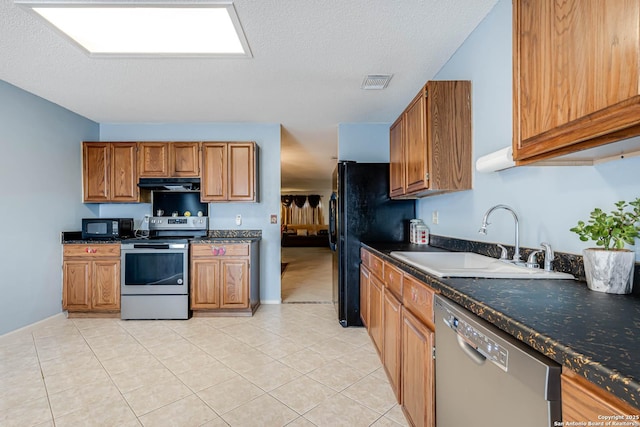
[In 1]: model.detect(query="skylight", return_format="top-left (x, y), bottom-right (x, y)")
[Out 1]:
top-left (16, 1), bottom-right (252, 58)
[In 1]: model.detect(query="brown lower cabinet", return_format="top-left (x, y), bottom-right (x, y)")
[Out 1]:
top-left (368, 274), bottom-right (384, 357)
top-left (383, 287), bottom-right (402, 402)
top-left (562, 368), bottom-right (640, 423)
top-left (401, 307), bottom-right (435, 427)
top-left (62, 243), bottom-right (121, 315)
top-left (362, 248), bottom-right (640, 426)
top-left (190, 241), bottom-right (260, 316)
top-left (359, 266), bottom-right (370, 327)
top-left (360, 248), bottom-right (436, 427)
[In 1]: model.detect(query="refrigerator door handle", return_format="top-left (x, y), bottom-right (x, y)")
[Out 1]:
top-left (329, 193), bottom-right (337, 251)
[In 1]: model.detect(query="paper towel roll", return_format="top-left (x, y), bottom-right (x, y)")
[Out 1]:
top-left (475, 146), bottom-right (516, 173)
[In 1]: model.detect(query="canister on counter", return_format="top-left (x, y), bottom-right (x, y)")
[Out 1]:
top-left (415, 223), bottom-right (429, 245)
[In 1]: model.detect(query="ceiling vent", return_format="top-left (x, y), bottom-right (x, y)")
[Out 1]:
top-left (361, 74), bottom-right (393, 90)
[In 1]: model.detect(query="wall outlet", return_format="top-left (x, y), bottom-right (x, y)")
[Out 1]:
top-left (235, 214), bottom-right (242, 226)
top-left (270, 214), bottom-right (278, 224)
top-left (432, 210), bottom-right (439, 224)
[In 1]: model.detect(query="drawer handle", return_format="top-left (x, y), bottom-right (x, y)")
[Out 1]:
top-left (85, 247), bottom-right (97, 254)
top-left (411, 287), bottom-right (425, 304)
top-left (211, 246), bottom-right (226, 256)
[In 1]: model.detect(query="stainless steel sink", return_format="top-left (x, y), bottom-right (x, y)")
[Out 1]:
top-left (389, 251), bottom-right (574, 279)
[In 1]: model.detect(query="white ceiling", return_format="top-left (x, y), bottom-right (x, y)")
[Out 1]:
top-left (0, 0), bottom-right (498, 192)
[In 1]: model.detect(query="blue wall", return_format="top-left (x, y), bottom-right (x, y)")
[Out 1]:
top-left (338, 123), bottom-right (390, 162)
top-left (417, 0), bottom-right (640, 260)
top-left (99, 123), bottom-right (283, 303)
top-left (0, 80), bottom-right (99, 335)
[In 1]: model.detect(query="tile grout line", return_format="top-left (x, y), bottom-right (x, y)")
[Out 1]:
top-left (30, 331), bottom-right (57, 427)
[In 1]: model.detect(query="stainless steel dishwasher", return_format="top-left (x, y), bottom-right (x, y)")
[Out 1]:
top-left (434, 295), bottom-right (561, 427)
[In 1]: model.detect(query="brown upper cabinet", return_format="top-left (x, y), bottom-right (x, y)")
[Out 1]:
top-left (83, 142), bottom-right (138, 203)
top-left (138, 142), bottom-right (200, 177)
top-left (201, 142), bottom-right (256, 202)
top-left (390, 80), bottom-right (472, 199)
top-left (513, 0), bottom-right (640, 163)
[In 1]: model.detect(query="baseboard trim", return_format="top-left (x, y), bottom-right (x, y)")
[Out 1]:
top-left (260, 300), bottom-right (282, 304)
top-left (0, 312), bottom-right (66, 341)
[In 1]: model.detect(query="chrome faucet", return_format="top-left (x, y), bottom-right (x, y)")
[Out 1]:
top-left (478, 204), bottom-right (523, 264)
top-left (540, 242), bottom-right (554, 272)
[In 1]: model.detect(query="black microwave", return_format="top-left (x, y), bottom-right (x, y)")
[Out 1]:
top-left (82, 218), bottom-right (134, 240)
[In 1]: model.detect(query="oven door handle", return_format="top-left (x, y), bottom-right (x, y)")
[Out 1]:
top-left (133, 244), bottom-right (171, 249)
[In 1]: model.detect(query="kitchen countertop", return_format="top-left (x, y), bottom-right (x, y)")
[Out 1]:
top-left (362, 241), bottom-right (640, 410)
top-left (191, 238), bottom-right (260, 244)
top-left (61, 229), bottom-right (262, 244)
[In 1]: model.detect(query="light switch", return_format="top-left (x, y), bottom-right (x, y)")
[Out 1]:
top-left (235, 214), bottom-right (242, 226)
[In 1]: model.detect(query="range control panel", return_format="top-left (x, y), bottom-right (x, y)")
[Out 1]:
top-left (149, 216), bottom-right (209, 231)
top-left (444, 312), bottom-right (509, 371)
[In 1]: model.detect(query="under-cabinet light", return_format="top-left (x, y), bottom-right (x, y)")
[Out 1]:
top-left (16, 1), bottom-right (252, 58)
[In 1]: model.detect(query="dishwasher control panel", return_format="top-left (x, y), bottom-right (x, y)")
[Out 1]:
top-left (445, 312), bottom-right (509, 371)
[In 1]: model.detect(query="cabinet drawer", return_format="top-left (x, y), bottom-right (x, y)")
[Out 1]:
top-left (369, 254), bottom-right (384, 280)
top-left (402, 274), bottom-right (435, 327)
top-left (191, 243), bottom-right (249, 257)
top-left (384, 262), bottom-right (403, 299)
top-left (63, 244), bottom-right (120, 258)
top-left (361, 248), bottom-right (370, 267)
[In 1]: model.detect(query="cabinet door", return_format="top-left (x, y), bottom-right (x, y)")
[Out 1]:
top-left (172, 142), bottom-right (200, 177)
top-left (138, 142), bottom-right (169, 177)
top-left (83, 142), bottom-right (110, 202)
top-left (228, 143), bottom-right (255, 201)
top-left (92, 259), bottom-right (120, 311)
top-left (191, 259), bottom-right (220, 309)
top-left (201, 143), bottom-right (228, 201)
top-left (405, 90), bottom-right (428, 194)
top-left (562, 370), bottom-right (640, 423)
top-left (220, 259), bottom-right (249, 308)
top-left (110, 143), bottom-right (138, 202)
top-left (513, 0), bottom-right (640, 162)
top-left (63, 260), bottom-right (91, 310)
top-left (368, 274), bottom-right (384, 358)
top-left (427, 81), bottom-right (472, 191)
top-left (402, 307), bottom-right (435, 427)
top-left (383, 288), bottom-right (402, 402)
top-left (389, 116), bottom-right (405, 197)
top-left (360, 266), bottom-right (370, 327)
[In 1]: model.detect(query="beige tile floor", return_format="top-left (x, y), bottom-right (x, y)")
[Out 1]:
top-left (0, 304), bottom-right (408, 426)
top-left (281, 247), bottom-right (333, 303)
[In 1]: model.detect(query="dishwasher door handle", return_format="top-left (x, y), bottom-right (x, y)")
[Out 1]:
top-left (456, 334), bottom-right (487, 365)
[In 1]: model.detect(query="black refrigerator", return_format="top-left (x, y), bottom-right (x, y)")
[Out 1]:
top-left (329, 161), bottom-right (415, 327)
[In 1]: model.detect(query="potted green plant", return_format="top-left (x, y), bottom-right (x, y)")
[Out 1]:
top-left (570, 198), bottom-right (640, 294)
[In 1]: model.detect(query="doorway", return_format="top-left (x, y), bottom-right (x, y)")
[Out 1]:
top-left (281, 246), bottom-right (332, 303)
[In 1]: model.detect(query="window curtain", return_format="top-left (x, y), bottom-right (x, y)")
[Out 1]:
top-left (281, 195), bottom-right (324, 225)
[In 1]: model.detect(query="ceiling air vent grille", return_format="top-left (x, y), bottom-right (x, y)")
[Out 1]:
top-left (361, 74), bottom-right (393, 90)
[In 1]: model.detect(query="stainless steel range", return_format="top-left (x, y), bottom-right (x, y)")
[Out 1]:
top-left (120, 215), bottom-right (208, 320)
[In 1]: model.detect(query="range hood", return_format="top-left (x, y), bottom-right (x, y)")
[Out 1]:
top-left (138, 177), bottom-right (201, 191)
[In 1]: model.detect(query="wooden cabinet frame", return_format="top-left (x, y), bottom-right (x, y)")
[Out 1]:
top-left (201, 142), bottom-right (256, 202)
top-left (390, 81), bottom-right (472, 199)
top-left (513, 0), bottom-right (640, 164)
top-left (62, 244), bottom-right (121, 315)
top-left (190, 242), bottom-right (259, 315)
top-left (138, 142), bottom-right (200, 178)
top-left (83, 142), bottom-right (138, 203)
top-left (360, 248), bottom-right (436, 426)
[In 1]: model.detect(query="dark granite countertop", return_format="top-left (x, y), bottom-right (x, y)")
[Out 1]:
top-left (191, 238), bottom-right (260, 244)
top-left (362, 240), bottom-right (640, 410)
top-left (61, 229), bottom-right (262, 244)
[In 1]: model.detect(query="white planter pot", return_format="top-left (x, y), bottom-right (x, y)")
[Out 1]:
top-left (582, 248), bottom-right (635, 294)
